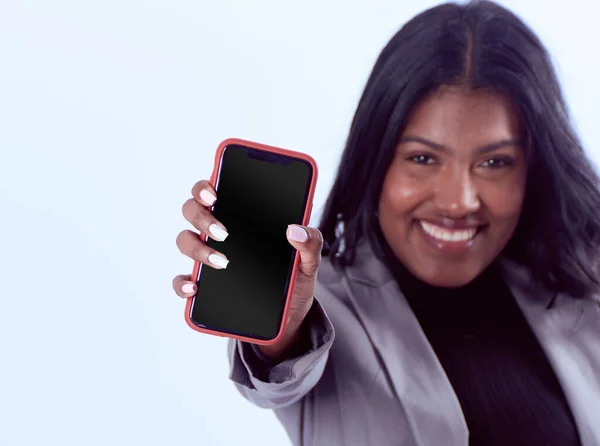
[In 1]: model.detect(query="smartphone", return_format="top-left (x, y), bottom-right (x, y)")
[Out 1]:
top-left (185, 138), bottom-right (318, 345)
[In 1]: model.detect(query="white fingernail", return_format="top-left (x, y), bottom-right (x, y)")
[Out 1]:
top-left (208, 254), bottom-right (229, 269)
top-left (209, 224), bottom-right (229, 241)
top-left (182, 283), bottom-right (195, 294)
top-left (199, 189), bottom-right (216, 205)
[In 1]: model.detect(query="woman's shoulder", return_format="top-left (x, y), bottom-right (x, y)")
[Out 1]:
top-left (499, 256), bottom-right (600, 311)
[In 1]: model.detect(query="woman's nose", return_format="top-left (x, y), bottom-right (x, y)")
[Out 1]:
top-left (433, 170), bottom-right (481, 217)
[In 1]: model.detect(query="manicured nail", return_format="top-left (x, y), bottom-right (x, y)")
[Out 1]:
top-left (208, 253), bottom-right (229, 269)
top-left (287, 225), bottom-right (308, 242)
top-left (200, 189), bottom-right (216, 205)
top-left (209, 224), bottom-right (229, 241)
top-left (182, 282), bottom-right (195, 294)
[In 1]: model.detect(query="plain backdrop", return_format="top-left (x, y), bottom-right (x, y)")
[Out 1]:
top-left (1, 0), bottom-right (599, 445)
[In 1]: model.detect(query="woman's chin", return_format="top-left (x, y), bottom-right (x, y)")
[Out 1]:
top-left (411, 266), bottom-right (482, 288)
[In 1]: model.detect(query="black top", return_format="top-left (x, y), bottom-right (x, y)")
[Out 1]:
top-left (390, 259), bottom-right (581, 446)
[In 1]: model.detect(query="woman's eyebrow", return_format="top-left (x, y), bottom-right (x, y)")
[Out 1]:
top-left (398, 135), bottom-right (522, 155)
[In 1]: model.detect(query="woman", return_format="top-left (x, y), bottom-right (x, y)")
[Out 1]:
top-left (174, 1), bottom-right (600, 445)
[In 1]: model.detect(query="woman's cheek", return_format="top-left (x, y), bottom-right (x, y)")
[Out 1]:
top-left (385, 178), bottom-right (430, 213)
top-left (479, 176), bottom-right (526, 219)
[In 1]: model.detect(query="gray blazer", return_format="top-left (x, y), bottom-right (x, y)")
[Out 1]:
top-left (228, 240), bottom-right (600, 446)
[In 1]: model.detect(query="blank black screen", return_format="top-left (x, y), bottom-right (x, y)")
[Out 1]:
top-left (190, 144), bottom-right (312, 340)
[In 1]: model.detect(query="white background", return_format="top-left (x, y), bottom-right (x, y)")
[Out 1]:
top-left (1, 0), bottom-right (599, 445)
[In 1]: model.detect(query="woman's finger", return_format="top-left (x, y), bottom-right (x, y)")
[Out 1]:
top-left (176, 229), bottom-right (230, 269)
top-left (191, 180), bottom-right (217, 207)
top-left (181, 198), bottom-right (229, 242)
top-left (173, 274), bottom-right (196, 298)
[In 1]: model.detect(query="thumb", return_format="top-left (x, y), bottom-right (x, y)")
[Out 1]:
top-left (286, 225), bottom-right (323, 278)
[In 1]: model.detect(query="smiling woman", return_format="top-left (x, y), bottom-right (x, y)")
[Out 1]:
top-left (317, 8), bottom-right (600, 301)
top-left (173, 0), bottom-right (600, 445)
top-left (377, 86), bottom-right (528, 287)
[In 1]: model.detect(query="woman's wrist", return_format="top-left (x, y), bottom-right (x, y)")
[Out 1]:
top-left (257, 300), bottom-right (313, 361)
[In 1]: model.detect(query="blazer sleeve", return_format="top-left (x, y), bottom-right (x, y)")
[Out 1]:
top-left (227, 297), bottom-right (335, 409)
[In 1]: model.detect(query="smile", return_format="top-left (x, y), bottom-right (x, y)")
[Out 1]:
top-left (419, 221), bottom-right (477, 242)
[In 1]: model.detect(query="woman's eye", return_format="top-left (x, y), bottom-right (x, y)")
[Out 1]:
top-left (409, 154), bottom-right (435, 165)
top-left (480, 158), bottom-right (514, 169)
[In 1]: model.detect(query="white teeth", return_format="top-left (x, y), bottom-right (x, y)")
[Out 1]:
top-left (420, 221), bottom-right (477, 242)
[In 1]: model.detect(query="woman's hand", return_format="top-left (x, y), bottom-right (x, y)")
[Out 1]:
top-left (173, 180), bottom-right (324, 360)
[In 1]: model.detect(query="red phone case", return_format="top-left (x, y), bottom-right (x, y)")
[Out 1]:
top-left (184, 137), bottom-right (319, 345)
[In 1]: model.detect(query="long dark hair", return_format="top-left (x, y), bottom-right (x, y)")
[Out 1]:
top-left (318, 0), bottom-right (600, 299)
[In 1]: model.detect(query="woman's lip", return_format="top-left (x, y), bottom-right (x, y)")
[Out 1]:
top-left (416, 220), bottom-right (485, 254)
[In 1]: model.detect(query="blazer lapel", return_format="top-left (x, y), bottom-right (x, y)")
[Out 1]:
top-left (501, 260), bottom-right (600, 446)
top-left (343, 240), bottom-right (469, 446)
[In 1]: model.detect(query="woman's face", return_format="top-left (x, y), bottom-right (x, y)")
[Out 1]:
top-left (378, 86), bottom-right (527, 287)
